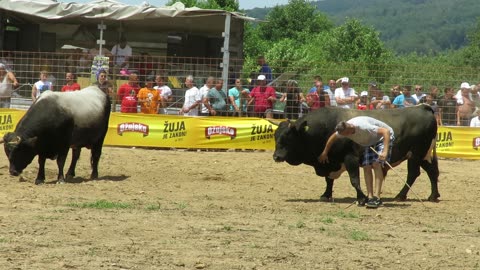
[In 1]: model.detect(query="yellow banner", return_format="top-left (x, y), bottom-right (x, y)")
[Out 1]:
top-left (106, 113), bottom-right (277, 150)
top-left (1, 108), bottom-right (479, 159)
top-left (436, 127), bottom-right (480, 159)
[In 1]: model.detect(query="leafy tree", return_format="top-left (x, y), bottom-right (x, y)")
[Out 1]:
top-left (258, 0), bottom-right (333, 42)
top-left (462, 19), bottom-right (480, 68)
top-left (165, 0), bottom-right (239, 11)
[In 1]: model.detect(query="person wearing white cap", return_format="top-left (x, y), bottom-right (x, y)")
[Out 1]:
top-left (248, 74), bottom-right (276, 118)
top-left (457, 82), bottom-right (475, 126)
top-left (455, 82), bottom-right (473, 103)
top-left (334, 77), bottom-right (358, 109)
top-left (0, 63), bottom-right (19, 108)
top-left (356, 91), bottom-right (369, 110)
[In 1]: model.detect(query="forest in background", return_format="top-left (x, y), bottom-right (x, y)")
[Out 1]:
top-left (246, 0), bottom-right (480, 55)
top-left (167, 0), bottom-right (480, 91)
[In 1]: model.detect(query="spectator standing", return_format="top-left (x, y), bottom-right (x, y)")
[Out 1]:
top-left (412, 84), bottom-right (426, 103)
top-left (120, 90), bottom-right (138, 113)
top-left (153, 75), bottom-right (173, 113)
top-left (111, 36), bottom-right (132, 69)
top-left (306, 80), bottom-right (330, 111)
top-left (334, 77), bottom-right (357, 109)
top-left (199, 76), bottom-right (215, 116)
top-left (117, 73), bottom-right (140, 103)
top-left (137, 77), bottom-right (161, 114)
top-left (228, 78), bottom-right (250, 117)
top-left (31, 70), bottom-right (53, 103)
top-left (257, 55), bottom-right (273, 83)
top-left (0, 63), bottom-right (19, 108)
top-left (93, 69), bottom-right (114, 96)
top-left (308, 76), bottom-right (324, 93)
top-left (437, 87), bottom-right (457, 126)
top-left (327, 79), bottom-right (337, 106)
top-left (369, 83), bottom-right (391, 110)
top-left (470, 109), bottom-right (480, 127)
top-left (248, 74), bottom-right (276, 118)
top-left (389, 84), bottom-right (401, 102)
top-left (204, 79), bottom-right (227, 116)
top-left (61, 72), bottom-right (81, 92)
top-left (280, 80), bottom-right (306, 119)
top-left (392, 85), bottom-right (416, 108)
top-left (424, 92), bottom-right (440, 125)
top-left (457, 83), bottom-right (475, 126)
top-left (357, 91), bottom-right (369, 110)
top-left (180, 75), bottom-right (201, 116)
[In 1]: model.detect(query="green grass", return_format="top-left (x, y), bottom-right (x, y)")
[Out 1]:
top-left (145, 203), bottom-right (161, 211)
top-left (321, 217), bottom-right (335, 224)
top-left (35, 215), bottom-right (61, 221)
top-left (67, 199), bottom-right (133, 209)
top-left (349, 229), bottom-right (369, 241)
top-left (0, 238), bottom-right (7, 243)
top-left (333, 211), bottom-right (360, 219)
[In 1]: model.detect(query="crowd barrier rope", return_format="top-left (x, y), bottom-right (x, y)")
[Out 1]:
top-left (0, 109), bottom-right (479, 159)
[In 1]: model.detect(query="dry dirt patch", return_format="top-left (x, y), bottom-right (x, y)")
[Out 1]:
top-left (0, 147), bottom-right (479, 269)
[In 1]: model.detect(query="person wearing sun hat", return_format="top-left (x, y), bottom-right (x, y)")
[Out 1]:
top-left (334, 77), bottom-right (358, 109)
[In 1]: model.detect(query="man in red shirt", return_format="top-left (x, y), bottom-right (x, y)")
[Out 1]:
top-left (61, 72), bottom-right (81, 92)
top-left (121, 89), bottom-right (138, 113)
top-left (248, 74), bottom-right (276, 118)
top-left (117, 72), bottom-right (140, 103)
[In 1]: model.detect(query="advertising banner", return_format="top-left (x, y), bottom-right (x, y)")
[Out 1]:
top-left (106, 113), bottom-right (277, 150)
top-left (1, 108), bottom-right (479, 159)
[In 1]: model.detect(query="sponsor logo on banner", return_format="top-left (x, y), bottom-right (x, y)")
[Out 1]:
top-left (117, 122), bottom-right (149, 137)
top-left (436, 131), bottom-right (453, 148)
top-left (473, 137), bottom-right (480, 150)
top-left (250, 123), bottom-right (274, 142)
top-left (163, 120), bottom-right (187, 140)
top-left (205, 126), bottom-right (236, 139)
top-left (0, 114), bottom-right (13, 131)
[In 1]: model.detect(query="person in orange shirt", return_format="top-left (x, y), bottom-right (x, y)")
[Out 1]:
top-left (137, 77), bottom-right (160, 114)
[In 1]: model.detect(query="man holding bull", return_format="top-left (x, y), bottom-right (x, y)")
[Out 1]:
top-left (318, 116), bottom-right (394, 208)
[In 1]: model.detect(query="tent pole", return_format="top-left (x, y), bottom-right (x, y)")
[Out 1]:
top-left (221, 13), bottom-right (231, 94)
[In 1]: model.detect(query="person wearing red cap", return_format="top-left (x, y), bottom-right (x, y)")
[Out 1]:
top-left (248, 74), bottom-right (276, 118)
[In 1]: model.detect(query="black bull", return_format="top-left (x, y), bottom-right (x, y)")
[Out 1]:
top-left (273, 105), bottom-right (440, 203)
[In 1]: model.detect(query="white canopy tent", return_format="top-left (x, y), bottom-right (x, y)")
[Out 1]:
top-left (0, 0), bottom-right (257, 89)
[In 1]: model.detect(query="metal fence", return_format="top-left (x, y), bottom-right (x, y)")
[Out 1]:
top-left (1, 50), bottom-right (479, 126)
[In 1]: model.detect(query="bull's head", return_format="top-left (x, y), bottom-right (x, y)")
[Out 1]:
top-left (273, 119), bottom-right (308, 165)
top-left (2, 132), bottom-right (38, 176)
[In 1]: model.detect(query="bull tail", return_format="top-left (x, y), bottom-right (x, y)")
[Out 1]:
top-left (423, 138), bottom-right (436, 163)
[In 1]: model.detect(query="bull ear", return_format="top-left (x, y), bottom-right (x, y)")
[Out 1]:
top-left (297, 120), bottom-right (309, 133)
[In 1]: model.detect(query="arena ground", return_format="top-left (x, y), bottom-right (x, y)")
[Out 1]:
top-left (0, 147), bottom-right (479, 269)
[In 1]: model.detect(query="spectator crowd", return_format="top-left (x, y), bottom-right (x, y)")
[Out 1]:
top-left (1, 49), bottom-right (480, 127)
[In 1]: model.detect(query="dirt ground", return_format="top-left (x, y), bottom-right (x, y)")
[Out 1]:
top-left (0, 147), bottom-right (479, 270)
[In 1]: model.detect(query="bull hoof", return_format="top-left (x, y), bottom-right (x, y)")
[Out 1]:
top-left (357, 197), bottom-right (368, 206)
top-left (428, 194), bottom-right (440, 202)
top-left (35, 179), bottom-right (45, 185)
top-left (65, 174), bottom-right (74, 181)
top-left (57, 179), bottom-right (65, 184)
top-left (320, 196), bottom-right (333, 202)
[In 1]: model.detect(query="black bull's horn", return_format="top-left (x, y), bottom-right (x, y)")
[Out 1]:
top-left (267, 119), bottom-right (296, 126)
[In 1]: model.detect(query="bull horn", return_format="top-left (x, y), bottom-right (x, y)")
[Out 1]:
top-left (266, 119), bottom-right (282, 126)
top-left (8, 136), bottom-right (21, 145)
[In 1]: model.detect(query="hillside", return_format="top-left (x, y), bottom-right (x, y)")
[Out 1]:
top-left (245, 0), bottom-right (480, 54)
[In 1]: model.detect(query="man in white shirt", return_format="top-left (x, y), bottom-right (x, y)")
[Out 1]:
top-left (111, 36), bottom-right (132, 69)
top-left (199, 76), bottom-right (215, 116)
top-left (334, 77), bottom-right (357, 109)
top-left (153, 75), bottom-right (173, 113)
top-left (180, 75), bottom-right (201, 116)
